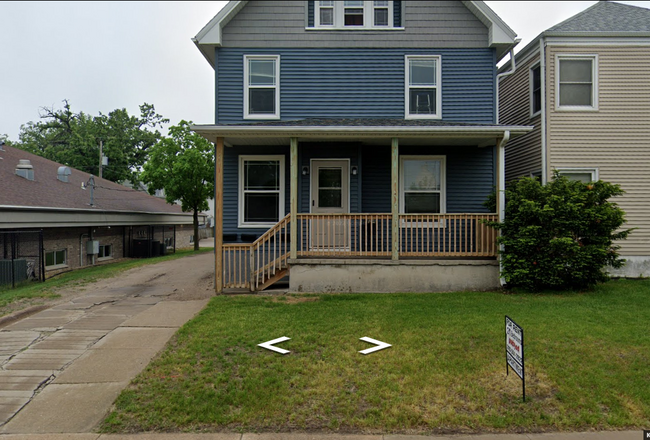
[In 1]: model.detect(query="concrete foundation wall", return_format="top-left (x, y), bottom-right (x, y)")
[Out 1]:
top-left (608, 256), bottom-right (650, 278)
top-left (288, 259), bottom-right (500, 293)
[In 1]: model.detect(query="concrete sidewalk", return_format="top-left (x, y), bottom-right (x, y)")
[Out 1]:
top-left (0, 430), bottom-right (642, 439)
top-left (0, 277), bottom-right (208, 434)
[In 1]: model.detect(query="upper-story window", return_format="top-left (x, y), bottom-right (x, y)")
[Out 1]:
top-left (315, 1), bottom-right (395, 29)
top-left (556, 55), bottom-right (598, 111)
top-left (244, 55), bottom-right (280, 119)
top-left (530, 63), bottom-right (541, 117)
top-left (405, 55), bottom-right (441, 119)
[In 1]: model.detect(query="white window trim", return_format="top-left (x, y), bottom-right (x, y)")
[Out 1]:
top-left (45, 249), bottom-right (68, 270)
top-left (556, 167), bottom-right (599, 182)
top-left (399, 155), bottom-right (447, 214)
top-left (555, 54), bottom-right (598, 111)
top-left (98, 244), bottom-right (113, 261)
top-left (238, 155), bottom-right (286, 228)
top-left (529, 61), bottom-right (541, 118)
top-left (405, 55), bottom-right (442, 120)
top-left (313, 1), bottom-right (395, 29)
top-left (243, 55), bottom-right (280, 120)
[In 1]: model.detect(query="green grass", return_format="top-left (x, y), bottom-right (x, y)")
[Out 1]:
top-left (0, 247), bottom-right (213, 314)
top-left (101, 279), bottom-right (650, 434)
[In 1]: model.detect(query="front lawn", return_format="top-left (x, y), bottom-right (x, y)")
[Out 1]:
top-left (101, 279), bottom-right (650, 434)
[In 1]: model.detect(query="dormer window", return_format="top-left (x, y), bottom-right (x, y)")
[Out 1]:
top-left (314, 1), bottom-right (396, 29)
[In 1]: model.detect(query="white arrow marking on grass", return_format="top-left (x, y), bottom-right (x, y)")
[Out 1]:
top-left (359, 337), bottom-right (392, 355)
top-left (258, 336), bottom-right (291, 355)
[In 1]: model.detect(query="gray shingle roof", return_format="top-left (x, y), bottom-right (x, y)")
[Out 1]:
top-left (0, 145), bottom-right (186, 214)
top-left (223, 118), bottom-right (507, 128)
top-left (548, 1), bottom-right (650, 34)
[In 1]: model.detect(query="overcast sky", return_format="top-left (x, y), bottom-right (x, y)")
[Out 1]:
top-left (2, 1), bottom-right (650, 142)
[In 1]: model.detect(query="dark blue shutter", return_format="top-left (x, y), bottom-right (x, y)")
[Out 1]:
top-left (307, 1), bottom-right (314, 27)
top-left (393, 1), bottom-right (401, 27)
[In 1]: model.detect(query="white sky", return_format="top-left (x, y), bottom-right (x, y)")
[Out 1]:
top-left (2, 1), bottom-right (650, 142)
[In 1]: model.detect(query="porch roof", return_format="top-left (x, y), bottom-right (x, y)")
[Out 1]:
top-left (192, 118), bottom-right (533, 147)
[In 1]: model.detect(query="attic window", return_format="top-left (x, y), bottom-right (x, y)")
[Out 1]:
top-left (314, 1), bottom-right (395, 29)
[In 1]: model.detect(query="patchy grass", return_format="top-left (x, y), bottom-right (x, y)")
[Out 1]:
top-left (101, 279), bottom-right (650, 434)
top-left (0, 247), bottom-right (213, 315)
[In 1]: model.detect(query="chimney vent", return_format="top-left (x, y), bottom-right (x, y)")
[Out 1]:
top-left (16, 160), bottom-right (34, 181)
top-left (57, 166), bottom-right (72, 182)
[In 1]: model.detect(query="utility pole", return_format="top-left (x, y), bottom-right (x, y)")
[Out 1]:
top-left (99, 140), bottom-right (103, 179)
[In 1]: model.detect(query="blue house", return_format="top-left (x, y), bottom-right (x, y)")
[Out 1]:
top-left (192, 1), bottom-right (532, 293)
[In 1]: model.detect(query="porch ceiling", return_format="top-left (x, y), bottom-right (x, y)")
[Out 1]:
top-left (192, 119), bottom-right (533, 147)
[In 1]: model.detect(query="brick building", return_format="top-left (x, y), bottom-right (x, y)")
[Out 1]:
top-left (0, 144), bottom-right (206, 280)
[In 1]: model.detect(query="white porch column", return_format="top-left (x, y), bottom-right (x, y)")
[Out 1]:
top-left (215, 137), bottom-right (224, 293)
top-left (290, 138), bottom-right (298, 260)
top-left (391, 138), bottom-right (399, 261)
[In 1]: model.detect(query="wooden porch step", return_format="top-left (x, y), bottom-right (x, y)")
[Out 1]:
top-left (258, 268), bottom-right (289, 291)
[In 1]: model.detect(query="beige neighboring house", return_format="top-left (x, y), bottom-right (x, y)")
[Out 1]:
top-left (498, 1), bottom-right (650, 277)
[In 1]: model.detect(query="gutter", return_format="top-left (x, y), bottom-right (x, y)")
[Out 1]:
top-left (191, 124), bottom-right (533, 139)
top-left (495, 42), bottom-right (520, 124)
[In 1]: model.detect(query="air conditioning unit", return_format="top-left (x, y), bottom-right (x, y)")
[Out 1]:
top-left (87, 240), bottom-right (99, 255)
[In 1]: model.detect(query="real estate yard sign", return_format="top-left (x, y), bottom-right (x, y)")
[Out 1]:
top-left (505, 315), bottom-right (525, 402)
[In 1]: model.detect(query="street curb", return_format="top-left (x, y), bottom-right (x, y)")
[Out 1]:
top-left (0, 304), bottom-right (49, 329)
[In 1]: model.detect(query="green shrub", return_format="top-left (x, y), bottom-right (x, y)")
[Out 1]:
top-left (487, 172), bottom-right (632, 291)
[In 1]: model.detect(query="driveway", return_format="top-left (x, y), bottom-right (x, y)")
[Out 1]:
top-left (0, 249), bottom-right (214, 434)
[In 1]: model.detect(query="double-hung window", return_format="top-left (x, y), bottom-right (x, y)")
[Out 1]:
top-left (530, 63), bottom-right (541, 116)
top-left (239, 156), bottom-right (285, 227)
top-left (556, 55), bottom-right (597, 110)
top-left (314, 1), bottom-right (394, 28)
top-left (244, 55), bottom-right (280, 119)
top-left (406, 55), bottom-right (441, 119)
top-left (557, 168), bottom-right (598, 183)
top-left (400, 156), bottom-right (446, 214)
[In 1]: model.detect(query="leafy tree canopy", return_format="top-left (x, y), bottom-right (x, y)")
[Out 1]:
top-left (141, 121), bottom-right (215, 250)
top-left (15, 100), bottom-right (168, 184)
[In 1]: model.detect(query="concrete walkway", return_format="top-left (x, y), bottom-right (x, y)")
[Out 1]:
top-left (0, 430), bottom-right (641, 439)
top-left (0, 259), bottom-right (209, 434)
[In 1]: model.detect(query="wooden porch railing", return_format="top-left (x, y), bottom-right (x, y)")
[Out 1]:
top-left (222, 214), bottom-right (291, 290)
top-left (398, 214), bottom-right (498, 257)
top-left (296, 213), bottom-right (392, 257)
top-left (222, 213), bottom-right (498, 290)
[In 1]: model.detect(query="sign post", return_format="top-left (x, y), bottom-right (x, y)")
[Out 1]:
top-left (505, 315), bottom-right (525, 402)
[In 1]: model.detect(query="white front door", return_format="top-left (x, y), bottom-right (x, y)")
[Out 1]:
top-left (310, 160), bottom-right (350, 250)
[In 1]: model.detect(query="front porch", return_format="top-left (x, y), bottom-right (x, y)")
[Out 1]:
top-left (193, 119), bottom-right (532, 293)
top-left (221, 212), bottom-right (499, 292)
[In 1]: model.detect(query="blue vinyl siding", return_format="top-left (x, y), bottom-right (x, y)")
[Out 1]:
top-left (223, 143), bottom-right (494, 242)
top-left (215, 48), bottom-right (495, 124)
top-left (360, 145), bottom-right (495, 214)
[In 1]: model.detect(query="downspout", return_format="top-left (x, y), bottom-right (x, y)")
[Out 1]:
top-left (495, 41), bottom-right (520, 124)
top-left (79, 233), bottom-right (88, 267)
top-left (498, 131), bottom-right (510, 286)
top-left (539, 36), bottom-right (548, 184)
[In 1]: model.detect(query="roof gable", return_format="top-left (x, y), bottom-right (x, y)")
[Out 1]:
top-left (548, 1), bottom-right (650, 34)
top-left (193, 1), bottom-right (518, 65)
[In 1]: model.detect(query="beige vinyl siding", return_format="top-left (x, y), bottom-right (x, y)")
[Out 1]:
top-left (547, 45), bottom-right (650, 256)
top-left (499, 52), bottom-right (542, 181)
top-left (221, 1), bottom-right (488, 48)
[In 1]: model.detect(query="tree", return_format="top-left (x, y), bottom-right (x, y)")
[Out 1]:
top-left (15, 100), bottom-right (168, 184)
top-left (487, 172), bottom-right (632, 291)
top-left (141, 121), bottom-right (215, 251)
